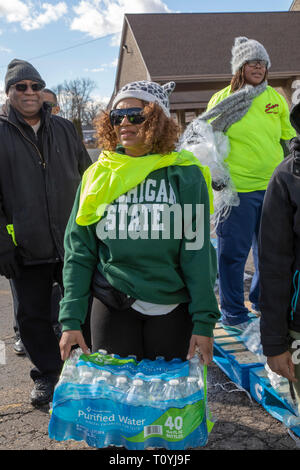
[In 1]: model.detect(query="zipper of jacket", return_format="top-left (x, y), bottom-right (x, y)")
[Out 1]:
top-left (7, 119), bottom-right (46, 168)
top-left (7, 117), bottom-right (61, 261)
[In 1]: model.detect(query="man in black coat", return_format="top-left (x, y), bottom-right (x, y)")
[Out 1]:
top-left (12, 87), bottom-right (62, 357)
top-left (0, 59), bottom-right (92, 406)
top-left (259, 101), bottom-right (300, 411)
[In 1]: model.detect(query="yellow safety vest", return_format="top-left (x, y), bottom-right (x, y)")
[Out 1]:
top-left (76, 149), bottom-right (214, 226)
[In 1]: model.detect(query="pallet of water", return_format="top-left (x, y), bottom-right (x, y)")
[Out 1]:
top-left (249, 366), bottom-right (300, 437)
top-left (48, 349), bottom-right (214, 450)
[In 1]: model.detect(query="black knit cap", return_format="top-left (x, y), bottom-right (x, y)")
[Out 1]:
top-left (5, 58), bottom-right (46, 93)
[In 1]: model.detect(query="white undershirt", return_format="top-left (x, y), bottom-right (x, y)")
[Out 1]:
top-left (31, 120), bottom-right (41, 135)
top-left (131, 300), bottom-right (179, 316)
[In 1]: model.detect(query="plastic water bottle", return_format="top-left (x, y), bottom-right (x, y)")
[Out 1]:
top-left (265, 363), bottom-right (282, 390)
top-left (126, 378), bottom-right (147, 406)
top-left (68, 348), bottom-right (82, 366)
top-left (79, 364), bottom-right (92, 374)
top-left (115, 376), bottom-right (130, 402)
top-left (101, 370), bottom-right (113, 384)
top-left (182, 377), bottom-right (199, 398)
top-left (149, 378), bottom-right (164, 404)
top-left (98, 349), bottom-right (107, 354)
top-left (60, 365), bottom-right (77, 384)
top-left (155, 356), bottom-right (166, 373)
top-left (65, 365), bottom-right (76, 375)
top-left (97, 349), bottom-right (107, 355)
top-left (79, 370), bottom-right (94, 384)
top-left (116, 375), bottom-right (129, 391)
top-left (92, 376), bottom-right (110, 398)
top-left (164, 379), bottom-right (182, 407)
top-left (155, 356), bottom-right (165, 367)
top-left (189, 356), bottom-right (202, 378)
top-left (128, 354), bottom-right (137, 362)
top-left (283, 414), bottom-right (300, 428)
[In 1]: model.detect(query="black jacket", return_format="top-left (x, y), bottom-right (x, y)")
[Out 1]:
top-left (259, 102), bottom-right (300, 356)
top-left (0, 102), bottom-right (92, 264)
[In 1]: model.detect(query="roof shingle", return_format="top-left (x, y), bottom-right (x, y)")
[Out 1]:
top-left (125, 12), bottom-right (300, 78)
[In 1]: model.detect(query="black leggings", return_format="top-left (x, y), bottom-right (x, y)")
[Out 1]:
top-left (90, 298), bottom-right (193, 361)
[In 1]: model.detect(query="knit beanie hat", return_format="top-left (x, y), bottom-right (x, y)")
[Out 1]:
top-left (231, 37), bottom-right (271, 75)
top-left (5, 58), bottom-right (46, 93)
top-left (112, 80), bottom-right (176, 117)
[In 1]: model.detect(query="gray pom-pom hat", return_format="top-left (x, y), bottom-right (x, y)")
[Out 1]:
top-left (112, 80), bottom-right (176, 117)
top-left (231, 36), bottom-right (271, 75)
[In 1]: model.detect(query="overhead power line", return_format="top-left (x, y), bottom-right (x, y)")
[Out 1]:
top-left (0, 33), bottom-right (115, 69)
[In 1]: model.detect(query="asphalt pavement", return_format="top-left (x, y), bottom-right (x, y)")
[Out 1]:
top-left (0, 270), bottom-right (298, 452)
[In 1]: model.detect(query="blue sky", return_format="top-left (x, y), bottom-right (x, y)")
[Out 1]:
top-left (0, 0), bottom-right (293, 104)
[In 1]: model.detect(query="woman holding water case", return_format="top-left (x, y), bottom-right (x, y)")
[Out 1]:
top-left (58, 80), bottom-right (220, 364)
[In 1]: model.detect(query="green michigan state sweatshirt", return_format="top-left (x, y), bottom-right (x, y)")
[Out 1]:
top-left (59, 161), bottom-right (220, 337)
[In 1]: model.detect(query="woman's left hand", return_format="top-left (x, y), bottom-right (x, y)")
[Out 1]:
top-left (187, 335), bottom-right (214, 365)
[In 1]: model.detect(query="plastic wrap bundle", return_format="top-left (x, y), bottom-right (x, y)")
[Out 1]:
top-left (177, 118), bottom-right (239, 229)
top-left (264, 363), bottom-right (283, 390)
top-left (241, 319), bottom-right (298, 410)
top-left (264, 361), bottom-right (299, 413)
top-left (240, 318), bottom-right (265, 363)
top-left (48, 350), bottom-right (214, 450)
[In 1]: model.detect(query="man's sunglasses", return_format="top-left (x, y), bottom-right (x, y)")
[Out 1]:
top-left (44, 101), bottom-right (57, 108)
top-left (13, 83), bottom-right (44, 92)
top-left (109, 107), bottom-right (145, 127)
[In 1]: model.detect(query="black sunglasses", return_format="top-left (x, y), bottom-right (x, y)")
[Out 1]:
top-left (109, 107), bottom-right (145, 127)
top-left (13, 83), bottom-right (44, 92)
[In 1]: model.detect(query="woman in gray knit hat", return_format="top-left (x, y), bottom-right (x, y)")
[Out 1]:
top-left (201, 37), bottom-right (296, 333)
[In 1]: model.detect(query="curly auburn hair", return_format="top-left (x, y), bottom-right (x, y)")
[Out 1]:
top-left (94, 101), bottom-right (180, 155)
top-left (230, 64), bottom-right (268, 92)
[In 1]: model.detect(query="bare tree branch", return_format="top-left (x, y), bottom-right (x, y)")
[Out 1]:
top-left (53, 78), bottom-right (103, 126)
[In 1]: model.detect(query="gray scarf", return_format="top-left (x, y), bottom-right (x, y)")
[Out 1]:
top-left (200, 81), bottom-right (267, 131)
top-left (177, 80), bottom-right (268, 230)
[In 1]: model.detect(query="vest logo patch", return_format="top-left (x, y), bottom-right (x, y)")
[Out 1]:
top-left (265, 103), bottom-right (279, 114)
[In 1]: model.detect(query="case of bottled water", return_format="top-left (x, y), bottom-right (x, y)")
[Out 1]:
top-left (48, 349), bottom-right (214, 450)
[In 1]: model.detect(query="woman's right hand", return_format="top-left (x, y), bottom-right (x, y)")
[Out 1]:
top-left (187, 334), bottom-right (214, 365)
top-left (59, 330), bottom-right (90, 361)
